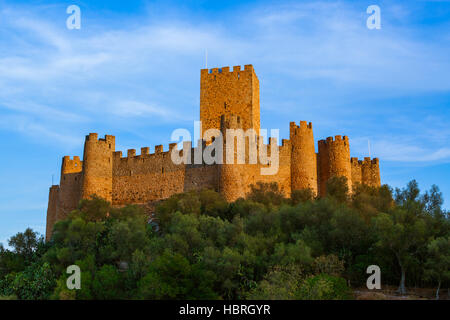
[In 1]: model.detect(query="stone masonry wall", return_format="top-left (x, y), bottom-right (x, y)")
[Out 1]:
top-left (58, 156), bottom-right (83, 220)
top-left (112, 145), bottom-right (185, 205)
top-left (45, 185), bottom-right (59, 241)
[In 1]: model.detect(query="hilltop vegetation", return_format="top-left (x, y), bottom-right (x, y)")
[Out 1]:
top-left (0, 178), bottom-right (449, 300)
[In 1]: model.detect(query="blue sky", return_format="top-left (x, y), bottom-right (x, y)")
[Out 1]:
top-left (0, 0), bottom-right (449, 246)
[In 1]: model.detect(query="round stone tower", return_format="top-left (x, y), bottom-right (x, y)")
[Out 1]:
top-left (219, 114), bottom-right (246, 202)
top-left (81, 133), bottom-right (115, 202)
top-left (290, 121), bottom-right (318, 195)
top-left (318, 135), bottom-right (352, 196)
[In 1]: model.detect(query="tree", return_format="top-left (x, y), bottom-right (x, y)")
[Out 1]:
top-left (424, 237), bottom-right (450, 299)
top-left (351, 184), bottom-right (393, 222)
top-left (92, 265), bottom-right (123, 300)
top-left (272, 240), bottom-right (313, 267)
top-left (246, 182), bottom-right (286, 207)
top-left (297, 274), bottom-right (352, 300)
top-left (11, 262), bottom-right (55, 300)
top-left (76, 195), bottom-right (111, 222)
top-left (326, 176), bottom-right (349, 203)
top-left (313, 255), bottom-right (345, 277)
top-left (138, 250), bottom-right (216, 299)
top-left (106, 215), bottom-right (151, 262)
top-left (8, 228), bottom-right (43, 262)
top-left (373, 208), bottom-right (427, 295)
top-left (291, 188), bottom-right (314, 205)
top-left (246, 265), bottom-right (303, 300)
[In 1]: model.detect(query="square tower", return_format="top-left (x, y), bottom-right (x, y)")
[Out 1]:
top-left (200, 65), bottom-right (260, 135)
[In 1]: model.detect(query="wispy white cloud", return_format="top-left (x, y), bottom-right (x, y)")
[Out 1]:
top-left (372, 140), bottom-right (450, 162)
top-left (0, 114), bottom-right (83, 148)
top-left (0, 1), bottom-right (449, 157)
top-left (110, 100), bottom-right (192, 122)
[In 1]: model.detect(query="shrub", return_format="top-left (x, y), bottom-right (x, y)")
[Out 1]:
top-left (297, 274), bottom-right (353, 300)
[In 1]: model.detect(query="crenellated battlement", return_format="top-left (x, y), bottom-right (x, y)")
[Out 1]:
top-left (290, 121), bottom-right (313, 133)
top-left (114, 142), bottom-right (183, 161)
top-left (201, 64), bottom-right (255, 76)
top-left (318, 135), bottom-right (349, 147)
top-left (220, 114), bottom-right (243, 130)
top-left (366, 157), bottom-right (379, 165)
top-left (86, 133), bottom-right (115, 144)
top-left (351, 157), bottom-right (380, 166)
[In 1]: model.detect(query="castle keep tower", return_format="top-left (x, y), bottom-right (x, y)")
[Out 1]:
top-left (81, 133), bottom-right (115, 202)
top-left (290, 121), bottom-right (318, 195)
top-left (200, 65), bottom-right (260, 134)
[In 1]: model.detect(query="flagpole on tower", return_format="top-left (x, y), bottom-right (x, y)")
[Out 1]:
top-left (368, 140), bottom-right (371, 158)
top-left (205, 49), bottom-right (208, 69)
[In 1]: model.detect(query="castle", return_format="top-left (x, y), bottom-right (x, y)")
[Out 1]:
top-left (45, 65), bottom-right (381, 241)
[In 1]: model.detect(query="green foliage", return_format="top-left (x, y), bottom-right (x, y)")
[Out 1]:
top-left (326, 176), bottom-right (349, 203)
top-left (351, 183), bottom-right (393, 222)
top-left (10, 262), bottom-right (55, 300)
top-left (7, 228), bottom-right (43, 263)
top-left (92, 265), bottom-right (123, 300)
top-left (0, 180), bottom-right (448, 300)
top-left (424, 236), bottom-right (450, 298)
top-left (313, 255), bottom-right (345, 277)
top-left (138, 250), bottom-right (217, 299)
top-left (272, 240), bottom-right (313, 266)
top-left (76, 195), bottom-right (111, 222)
top-left (246, 265), bottom-right (304, 300)
top-left (291, 188), bottom-right (315, 205)
top-left (297, 274), bottom-right (353, 300)
top-left (246, 182), bottom-right (286, 207)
